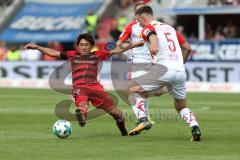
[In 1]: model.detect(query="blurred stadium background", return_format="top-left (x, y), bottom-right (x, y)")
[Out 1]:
top-left (1, 1), bottom-right (240, 160)
top-left (0, 0), bottom-right (240, 92)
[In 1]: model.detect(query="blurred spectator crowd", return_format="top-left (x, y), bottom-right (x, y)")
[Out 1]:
top-left (0, 0), bottom-right (240, 61)
top-left (0, 41), bottom-right (64, 61)
top-left (1, 20), bottom-right (239, 61)
top-left (205, 21), bottom-right (239, 41)
top-left (175, 20), bottom-right (239, 41)
top-left (208, 0), bottom-right (240, 6)
top-left (117, 0), bottom-right (151, 9)
top-left (0, 0), bottom-right (13, 7)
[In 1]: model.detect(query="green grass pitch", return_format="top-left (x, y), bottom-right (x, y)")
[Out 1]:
top-left (0, 88), bottom-right (240, 160)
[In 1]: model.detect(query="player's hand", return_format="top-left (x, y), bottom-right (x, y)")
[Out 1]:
top-left (24, 43), bottom-right (39, 50)
top-left (135, 41), bottom-right (144, 47)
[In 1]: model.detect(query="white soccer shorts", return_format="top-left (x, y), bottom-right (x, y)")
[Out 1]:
top-left (135, 65), bottom-right (187, 99)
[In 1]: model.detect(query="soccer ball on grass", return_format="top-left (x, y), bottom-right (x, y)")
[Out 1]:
top-left (53, 120), bottom-right (72, 138)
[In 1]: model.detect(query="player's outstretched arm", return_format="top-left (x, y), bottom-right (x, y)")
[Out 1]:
top-left (110, 41), bottom-right (144, 55)
top-left (181, 42), bottom-right (192, 63)
top-left (25, 43), bottom-right (61, 58)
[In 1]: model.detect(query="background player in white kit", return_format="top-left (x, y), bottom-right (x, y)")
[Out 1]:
top-left (128, 6), bottom-right (201, 141)
top-left (117, 2), bottom-right (158, 129)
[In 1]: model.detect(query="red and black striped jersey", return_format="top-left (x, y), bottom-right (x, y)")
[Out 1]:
top-left (60, 50), bottom-right (110, 86)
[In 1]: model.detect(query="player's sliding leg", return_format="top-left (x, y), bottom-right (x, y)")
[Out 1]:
top-left (106, 107), bottom-right (128, 136)
top-left (91, 85), bottom-right (128, 136)
top-left (174, 98), bottom-right (201, 141)
top-left (72, 89), bottom-right (89, 127)
top-left (75, 101), bottom-right (89, 127)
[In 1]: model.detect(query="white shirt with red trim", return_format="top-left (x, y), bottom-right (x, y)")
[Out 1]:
top-left (118, 20), bottom-right (152, 64)
top-left (142, 21), bottom-right (186, 71)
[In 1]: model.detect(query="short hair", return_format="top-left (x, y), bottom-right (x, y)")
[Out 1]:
top-left (76, 33), bottom-right (95, 46)
top-left (134, 2), bottom-right (145, 12)
top-left (135, 5), bottom-right (153, 16)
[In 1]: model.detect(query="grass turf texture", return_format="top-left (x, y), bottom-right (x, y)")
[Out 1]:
top-left (0, 88), bottom-right (240, 160)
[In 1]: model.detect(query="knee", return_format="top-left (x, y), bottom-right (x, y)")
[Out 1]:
top-left (127, 86), bottom-right (148, 98)
top-left (78, 101), bottom-right (88, 109)
top-left (127, 86), bottom-right (136, 96)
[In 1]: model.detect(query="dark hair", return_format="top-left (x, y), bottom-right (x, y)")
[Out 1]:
top-left (135, 5), bottom-right (153, 16)
top-left (76, 33), bottom-right (95, 46)
top-left (134, 2), bottom-right (145, 12)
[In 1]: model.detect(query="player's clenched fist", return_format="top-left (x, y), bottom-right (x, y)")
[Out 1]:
top-left (135, 41), bottom-right (145, 47)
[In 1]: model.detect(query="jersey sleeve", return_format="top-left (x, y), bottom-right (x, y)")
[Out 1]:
top-left (176, 32), bottom-right (186, 45)
top-left (118, 22), bottom-right (134, 42)
top-left (60, 51), bottom-right (77, 60)
top-left (141, 24), bottom-right (157, 41)
top-left (94, 50), bottom-right (111, 61)
top-left (118, 27), bottom-right (131, 42)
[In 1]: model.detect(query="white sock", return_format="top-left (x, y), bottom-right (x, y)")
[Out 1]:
top-left (143, 99), bottom-right (150, 121)
top-left (128, 93), bottom-right (148, 119)
top-left (179, 108), bottom-right (199, 128)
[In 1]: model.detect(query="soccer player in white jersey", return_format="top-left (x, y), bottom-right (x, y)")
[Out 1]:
top-left (128, 6), bottom-right (201, 141)
top-left (117, 2), bottom-right (157, 129)
top-left (118, 2), bottom-right (151, 66)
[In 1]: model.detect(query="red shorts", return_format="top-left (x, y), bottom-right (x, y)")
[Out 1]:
top-left (72, 83), bottom-right (115, 110)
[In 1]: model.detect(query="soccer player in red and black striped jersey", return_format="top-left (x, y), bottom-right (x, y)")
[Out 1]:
top-left (25, 33), bottom-right (144, 136)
